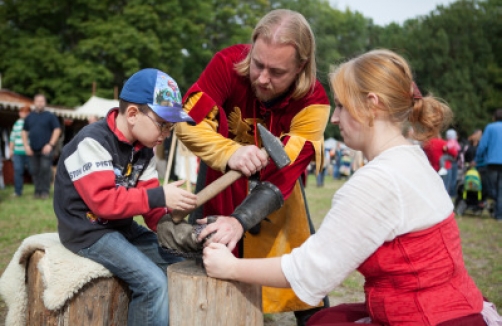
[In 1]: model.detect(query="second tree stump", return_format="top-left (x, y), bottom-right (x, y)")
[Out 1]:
top-left (167, 260), bottom-right (263, 326)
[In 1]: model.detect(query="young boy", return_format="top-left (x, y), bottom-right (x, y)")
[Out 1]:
top-left (54, 68), bottom-right (198, 326)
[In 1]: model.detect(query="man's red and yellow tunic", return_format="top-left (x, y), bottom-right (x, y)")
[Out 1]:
top-left (176, 44), bottom-right (330, 313)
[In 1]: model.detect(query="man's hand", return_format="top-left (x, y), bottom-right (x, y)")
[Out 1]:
top-left (42, 144), bottom-right (52, 155)
top-left (227, 145), bottom-right (268, 177)
top-left (203, 242), bottom-right (238, 280)
top-left (197, 216), bottom-right (244, 251)
top-left (163, 180), bottom-right (198, 211)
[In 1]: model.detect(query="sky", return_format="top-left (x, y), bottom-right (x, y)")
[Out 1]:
top-left (329, 0), bottom-right (458, 26)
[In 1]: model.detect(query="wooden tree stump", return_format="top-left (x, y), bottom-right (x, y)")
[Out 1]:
top-left (168, 260), bottom-right (263, 326)
top-left (26, 249), bottom-right (131, 326)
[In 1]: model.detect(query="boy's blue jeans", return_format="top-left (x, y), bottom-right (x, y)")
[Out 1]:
top-left (78, 222), bottom-right (183, 326)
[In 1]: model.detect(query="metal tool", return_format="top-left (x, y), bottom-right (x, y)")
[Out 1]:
top-left (169, 123), bottom-right (290, 223)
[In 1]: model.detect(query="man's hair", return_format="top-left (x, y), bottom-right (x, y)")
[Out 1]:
top-left (234, 9), bottom-right (316, 100)
top-left (34, 94), bottom-right (46, 100)
top-left (494, 108), bottom-right (502, 121)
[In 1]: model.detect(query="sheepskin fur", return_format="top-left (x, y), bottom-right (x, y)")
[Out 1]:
top-left (0, 233), bottom-right (112, 326)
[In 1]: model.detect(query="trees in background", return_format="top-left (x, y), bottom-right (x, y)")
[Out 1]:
top-left (372, 0), bottom-right (502, 135)
top-left (0, 0), bottom-right (500, 138)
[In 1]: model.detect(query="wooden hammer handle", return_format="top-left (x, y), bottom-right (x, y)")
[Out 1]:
top-left (196, 169), bottom-right (243, 206)
top-left (170, 169), bottom-right (243, 223)
top-left (170, 149), bottom-right (270, 223)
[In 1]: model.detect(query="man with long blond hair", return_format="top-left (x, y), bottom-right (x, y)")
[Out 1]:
top-left (170, 9), bottom-right (330, 325)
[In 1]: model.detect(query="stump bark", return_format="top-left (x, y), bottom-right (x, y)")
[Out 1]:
top-left (26, 249), bottom-right (131, 326)
top-left (167, 260), bottom-right (263, 326)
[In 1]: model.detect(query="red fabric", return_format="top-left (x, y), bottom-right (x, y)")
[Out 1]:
top-left (184, 44), bottom-right (329, 233)
top-left (307, 214), bottom-right (486, 326)
top-left (422, 137), bottom-right (458, 171)
top-left (307, 305), bottom-right (485, 326)
top-left (437, 313), bottom-right (486, 326)
top-left (356, 214), bottom-right (483, 325)
top-left (307, 303), bottom-right (380, 326)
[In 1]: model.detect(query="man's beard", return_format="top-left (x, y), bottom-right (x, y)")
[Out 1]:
top-left (252, 81), bottom-right (276, 102)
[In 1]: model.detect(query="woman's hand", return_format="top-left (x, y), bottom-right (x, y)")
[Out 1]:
top-left (203, 242), bottom-right (238, 280)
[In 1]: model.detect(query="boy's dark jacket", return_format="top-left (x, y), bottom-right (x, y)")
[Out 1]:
top-left (54, 108), bottom-right (167, 253)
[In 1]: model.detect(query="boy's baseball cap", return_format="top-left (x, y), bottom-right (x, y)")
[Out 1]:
top-left (119, 68), bottom-right (195, 125)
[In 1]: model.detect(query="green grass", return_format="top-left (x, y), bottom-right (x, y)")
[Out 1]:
top-left (1, 175), bottom-right (501, 324)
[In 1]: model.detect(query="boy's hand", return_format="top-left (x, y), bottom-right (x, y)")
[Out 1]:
top-left (163, 180), bottom-right (197, 211)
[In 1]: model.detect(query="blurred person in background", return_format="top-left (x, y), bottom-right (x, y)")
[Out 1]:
top-left (476, 108), bottom-right (502, 220)
top-left (441, 128), bottom-right (461, 197)
top-left (22, 94), bottom-right (61, 199)
top-left (9, 106), bottom-right (32, 197)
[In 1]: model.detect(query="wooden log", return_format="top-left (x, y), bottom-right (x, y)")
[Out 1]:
top-left (26, 249), bottom-right (131, 326)
top-left (168, 260), bottom-right (263, 326)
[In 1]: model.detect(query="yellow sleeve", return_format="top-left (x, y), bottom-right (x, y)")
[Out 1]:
top-left (281, 104), bottom-right (330, 173)
top-left (174, 92), bottom-right (241, 173)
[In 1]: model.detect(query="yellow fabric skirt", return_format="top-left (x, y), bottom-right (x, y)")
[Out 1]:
top-left (243, 181), bottom-right (323, 313)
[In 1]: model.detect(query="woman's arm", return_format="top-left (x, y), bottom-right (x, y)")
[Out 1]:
top-left (203, 242), bottom-right (290, 288)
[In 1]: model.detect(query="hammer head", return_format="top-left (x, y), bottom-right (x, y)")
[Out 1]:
top-left (257, 123), bottom-right (291, 169)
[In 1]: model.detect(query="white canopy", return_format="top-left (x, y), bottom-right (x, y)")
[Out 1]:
top-left (324, 137), bottom-right (338, 150)
top-left (75, 96), bottom-right (119, 118)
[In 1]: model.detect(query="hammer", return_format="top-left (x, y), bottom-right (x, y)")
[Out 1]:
top-left (169, 123), bottom-right (290, 223)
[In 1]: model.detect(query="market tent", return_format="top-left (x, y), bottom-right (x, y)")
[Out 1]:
top-left (75, 96), bottom-right (118, 118)
top-left (0, 89), bottom-right (84, 125)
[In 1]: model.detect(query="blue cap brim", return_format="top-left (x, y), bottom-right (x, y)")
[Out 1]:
top-left (148, 104), bottom-right (196, 126)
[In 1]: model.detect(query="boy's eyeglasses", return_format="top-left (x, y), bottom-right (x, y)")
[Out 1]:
top-left (140, 110), bottom-right (174, 134)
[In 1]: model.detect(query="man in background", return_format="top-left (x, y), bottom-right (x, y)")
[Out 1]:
top-left (22, 94), bottom-right (61, 199)
top-left (476, 108), bottom-right (502, 220)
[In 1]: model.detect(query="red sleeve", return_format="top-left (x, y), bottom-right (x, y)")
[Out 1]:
top-left (260, 136), bottom-right (313, 200)
top-left (135, 158), bottom-right (170, 231)
top-left (68, 137), bottom-right (161, 222)
top-left (74, 171), bottom-right (153, 219)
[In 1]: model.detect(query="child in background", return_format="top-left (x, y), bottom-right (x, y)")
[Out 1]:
top-left (438, 128), bottom-right (460, 176)
top-left (9, 106), bottom-right (32, 197)
top-left (439, 128), bottom-right (461, 196)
